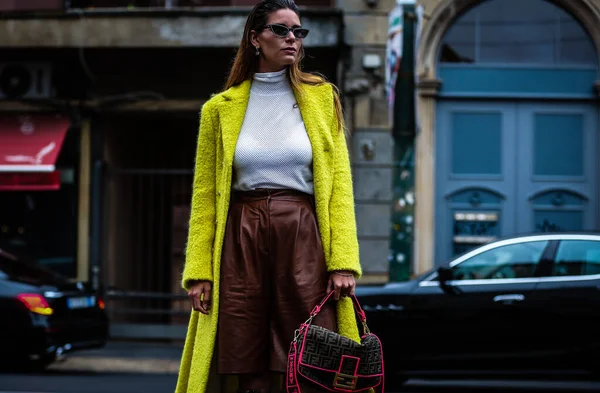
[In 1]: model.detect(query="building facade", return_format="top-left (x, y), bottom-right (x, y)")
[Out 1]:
top-left (339, 0), bottom-right (600, 277)
top-left (411, 0), bottom-right (600, 273)
top-left (0, 0), bottom-right (348, 339)
top-left (335, 0), bottom-right (600, 277)
top-left (1, 0), bottom-right (597, 338)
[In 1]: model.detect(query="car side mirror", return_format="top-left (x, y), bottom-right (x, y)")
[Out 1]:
top-left (437, 266), bottom-right (453, 283)
top-left (437, 266), bottom-right (462, 295)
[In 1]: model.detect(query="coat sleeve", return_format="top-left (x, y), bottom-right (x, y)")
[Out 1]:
top-left (181, 101), bottom-right (217, 290)
top-left (327, 91), bottom-right (363, 279)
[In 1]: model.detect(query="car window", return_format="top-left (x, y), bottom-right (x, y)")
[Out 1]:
top-left (449, 241), bottom-right (549, 280)
top-left (551, 240), bottom-right (600, 277)
top-left (0, 250), bottom-right (67, 285)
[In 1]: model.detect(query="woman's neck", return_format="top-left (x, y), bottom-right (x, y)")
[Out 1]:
top-left (256, 60), bottom-right (288, 74)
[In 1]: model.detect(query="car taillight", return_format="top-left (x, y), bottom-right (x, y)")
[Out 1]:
top-left (17, 294), bottom-right (54, 316)
top-left (97, 298), bottom-right (105, 310)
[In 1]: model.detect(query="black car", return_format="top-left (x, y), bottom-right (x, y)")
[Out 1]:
top-left (356, 233), bottom-right (600, 386)
top-left (0, 248), bottom-right (108, 369)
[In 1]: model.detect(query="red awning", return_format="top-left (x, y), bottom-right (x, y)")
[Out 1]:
top-left (0, 114), bottom-right (70, 191)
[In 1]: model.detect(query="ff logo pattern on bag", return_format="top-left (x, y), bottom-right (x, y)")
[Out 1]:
top-left (286, 291), bottom-right (384, 393)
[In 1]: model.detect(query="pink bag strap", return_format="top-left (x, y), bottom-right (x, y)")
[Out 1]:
top-left (308, 291), bottom-right (371, 335)
top-left (286, 342), bottom-right (301, 393)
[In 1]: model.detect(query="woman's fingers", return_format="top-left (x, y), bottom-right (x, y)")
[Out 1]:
top-left (330, 274), bottom-right (356, 300)
top-left (189, 289), bottom-right (202, 313)
top-left (201, 284), bottom-right (212, 312)
top-left (333, 280), bottom-right (342, 300)
top-left (343, 277), bottom-right (355, 297)
top-left (188, 281), bottom-right (212, 315)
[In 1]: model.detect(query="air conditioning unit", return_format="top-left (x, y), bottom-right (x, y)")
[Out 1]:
top-left (0, 63), bottom-right (53, 100)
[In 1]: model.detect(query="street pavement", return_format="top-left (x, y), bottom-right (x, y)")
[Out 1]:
top-left (0, 340), bottom-right (181, 393)
top-left (2, 371), bottom-right (600, 393)
top-left (47, 340), bottom-right (182, 374)
top-left (1, 341), bottom-right (599, 393)
top-left (0, 370), bottom-right (178, 393)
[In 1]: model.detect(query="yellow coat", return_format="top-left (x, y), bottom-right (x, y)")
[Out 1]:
top-left (175, 79), bottom-right (362, 393)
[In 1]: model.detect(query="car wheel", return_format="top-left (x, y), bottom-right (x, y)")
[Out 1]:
top-left (10, 353), bottom-right (56, 372)
top-left (29, 354), bottom-right (56, 371)
top-left (588, 362), bottom-right (600, 380)
top-left (385, 374), bottom-right (409, 391)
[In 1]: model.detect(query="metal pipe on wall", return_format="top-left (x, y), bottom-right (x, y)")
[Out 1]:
top-left (77, 119), bottom-right (92, 283)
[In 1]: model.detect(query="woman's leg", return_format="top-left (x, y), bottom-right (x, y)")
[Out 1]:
top-left (218, 196), bottom-right (272, 392)
top-left (268, 193), bottom-right (337, 376)
top-left (239, 372), bottom-right (272, 393)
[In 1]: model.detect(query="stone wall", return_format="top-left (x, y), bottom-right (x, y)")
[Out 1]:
top-left (0, 9), bottom-right (343, 48)
top-left (338, 0), bottom-right (398, 281)
top-left (340, 0), bottom-right (600, 279)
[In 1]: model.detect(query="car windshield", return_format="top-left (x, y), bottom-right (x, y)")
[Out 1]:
top-left (0, 249), bottom-right (68, 285)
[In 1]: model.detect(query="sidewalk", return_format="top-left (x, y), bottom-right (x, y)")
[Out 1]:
top-left (49, 340), bottom-right (183, 374)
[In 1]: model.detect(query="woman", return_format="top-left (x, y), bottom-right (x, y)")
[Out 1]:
top-left (175, 1), bottom-right (362, 392)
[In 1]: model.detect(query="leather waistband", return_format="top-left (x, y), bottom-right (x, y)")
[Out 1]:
top-left (232, 188), bottom-right (314, 203)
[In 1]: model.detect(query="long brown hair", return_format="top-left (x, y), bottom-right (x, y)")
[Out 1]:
top-left (223, 0), bottom-right (346, 135)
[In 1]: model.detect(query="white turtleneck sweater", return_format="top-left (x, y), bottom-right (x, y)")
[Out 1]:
top-left (232, 68), bottom-right (314, 195)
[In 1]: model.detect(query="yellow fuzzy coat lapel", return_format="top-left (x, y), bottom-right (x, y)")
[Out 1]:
top-left (176, 79), bottom-right (362, 393)
top-left (219, 81), bottom-right (249, 176)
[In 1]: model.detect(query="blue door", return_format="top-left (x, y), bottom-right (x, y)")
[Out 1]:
top-left (517, 104), bottom-right (598, 235)
top-left (435, 102), bottom-right (598, 266)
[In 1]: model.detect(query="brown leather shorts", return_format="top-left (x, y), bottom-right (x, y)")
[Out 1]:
top-left (217, 189), bottom-right (337, 374)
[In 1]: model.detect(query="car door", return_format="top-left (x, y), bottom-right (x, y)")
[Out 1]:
top-left (534, 236), bottom-right (600, 369)
top-left (0, 278), bottom-right (11, 351)
top-left (0, 253), bottom-right (27, 356)
top-left (403, 238), bottom-right (552, 369)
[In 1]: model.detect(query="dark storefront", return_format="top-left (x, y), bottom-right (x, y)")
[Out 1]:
top-left (0, 2), bottom-right (345, 339)
top-left (0, 115), bottom-right (79, 278)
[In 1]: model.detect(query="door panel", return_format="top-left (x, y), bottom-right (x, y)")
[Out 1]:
top-left (407, 281), bottom-right (539, 369)
top-left (436, 101), bottom-right (599, 265)
top-left (535, 239), bottom-right (600, 369)
top-left (405, 239), bottom-right (552, 369)
top-left (517, 103), bottom-right (598, 234)
top-left (436, 103), bottom-right (517, 266)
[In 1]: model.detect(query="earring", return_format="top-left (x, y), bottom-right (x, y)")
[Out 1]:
top-left (255, 47), bottom-right (260, 56)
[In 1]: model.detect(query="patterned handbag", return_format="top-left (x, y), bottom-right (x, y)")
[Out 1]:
top-left (286, 291), bottom-right (384, 393)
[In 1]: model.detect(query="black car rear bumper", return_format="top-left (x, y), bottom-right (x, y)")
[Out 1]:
top-left (15, 314), bottom-right (109, 358)
top-left (45, 322), bottom-right (109, 355)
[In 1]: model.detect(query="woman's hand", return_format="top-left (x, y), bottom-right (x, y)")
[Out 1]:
top-left (327, 271), bottom-right (356, 301)
top-left (188, 280), bottom-right (212, 314)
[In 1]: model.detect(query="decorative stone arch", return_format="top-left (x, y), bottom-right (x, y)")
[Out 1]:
top-left (412, 0), bottom-right (600, 276)
top-left (416, 0), bottom-right (600, 81)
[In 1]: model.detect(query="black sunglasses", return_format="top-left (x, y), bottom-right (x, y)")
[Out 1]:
top-left (261, 24), bottom-right (309, 39)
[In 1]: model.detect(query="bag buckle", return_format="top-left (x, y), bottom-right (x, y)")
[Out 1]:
top-left (333, 373), bottom-right (357, 390)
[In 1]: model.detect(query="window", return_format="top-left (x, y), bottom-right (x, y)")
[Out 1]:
top-left (552, 240), bottom-right (600, 276)
top-left (440, 0), bottom-right (597, 66)
top-left (450, 241), bottom-right (549, 280)
top-left (0, 250), bottom-right (67, 285)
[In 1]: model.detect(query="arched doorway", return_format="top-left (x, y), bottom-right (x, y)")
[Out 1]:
top-left (426, 0), bottom-right (600, 266)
